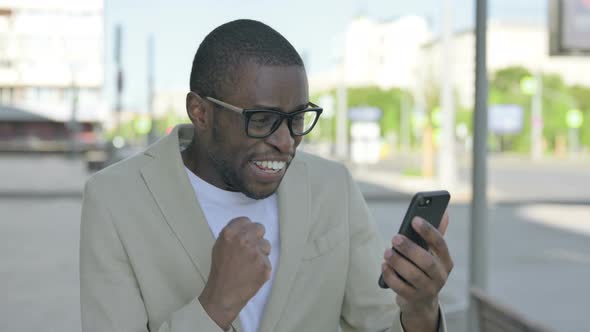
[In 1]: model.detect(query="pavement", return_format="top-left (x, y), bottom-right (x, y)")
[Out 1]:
top-left (349, 155), bottom-right (590, 332)
top-left (1, 154), bottom-right (590, 331)
top-left (355, 151), bottom-right (590, 204)
top-left (0, 154), bottom-right (84, 198)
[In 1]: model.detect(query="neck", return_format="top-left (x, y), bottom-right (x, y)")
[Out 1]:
top-left (182, 141), bottom-right (232, 191)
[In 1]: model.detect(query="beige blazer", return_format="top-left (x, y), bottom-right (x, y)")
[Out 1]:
top-left (80, 124), bottom-right (446, 332)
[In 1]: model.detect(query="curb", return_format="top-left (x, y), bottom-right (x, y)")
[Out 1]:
top-left (0, 191), bottom-right (83, 199)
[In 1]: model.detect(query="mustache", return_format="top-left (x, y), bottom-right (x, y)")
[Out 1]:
top-left (248, 152), bottom-right (295, 163)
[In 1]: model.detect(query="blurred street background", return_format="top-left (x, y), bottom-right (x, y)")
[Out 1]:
top-left (1, 0), bottom-right (589, 331)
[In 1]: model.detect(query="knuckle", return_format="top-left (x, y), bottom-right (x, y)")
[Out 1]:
top-left (231, 216), bottom-right (250, 225)
top-left (257, 257), bottom-right (271, 275)
top-left (254, 223), bottom-right (266, 236)
top-left (440, 269), bottom-right (449, 285)
top-left (264, 266), bottom-right (272, 281)
top-left (387, 252), bottom-right (399, 267)
top-left (246, 222), bottom-right (262, 233)
top-left (262, 240), bottom-right (271, 254)
top-left (425, 258), bottom-right (437, 274)
top-left (220, 227), bottom-right (236, 241)
top-left (393, 282), bottom-right (411, 299)
top-left (426, 284), bottom-right (438, 296)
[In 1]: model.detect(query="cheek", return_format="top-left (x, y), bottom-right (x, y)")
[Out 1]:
top-left (223, 139), bottom-right (258, 168)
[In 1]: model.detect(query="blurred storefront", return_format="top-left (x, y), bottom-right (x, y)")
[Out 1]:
top-left (0, 104), bottom-right (103, 153)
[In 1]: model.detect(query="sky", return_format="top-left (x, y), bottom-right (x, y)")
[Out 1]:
top-left (104, 0), bottom-right (547, 111)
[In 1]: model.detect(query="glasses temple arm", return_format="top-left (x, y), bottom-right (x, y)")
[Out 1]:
top-left (205, 96), bottom-right (243, 114)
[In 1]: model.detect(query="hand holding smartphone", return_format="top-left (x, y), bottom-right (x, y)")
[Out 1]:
top-left (378, 190), bottom-right (450, 289)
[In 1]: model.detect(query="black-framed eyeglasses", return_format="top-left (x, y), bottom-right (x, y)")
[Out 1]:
top-left (191, 92), bottom-right (323, 139)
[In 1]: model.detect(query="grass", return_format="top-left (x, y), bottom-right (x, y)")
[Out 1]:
top-left (402, 167), bottom-right (422, 177)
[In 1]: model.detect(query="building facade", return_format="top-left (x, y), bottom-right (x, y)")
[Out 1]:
top-left (0, 0), bottom-right (104, 122)
top-left (421, 20), bottom-right (590, 108)
top-left (310, 15), bottom-right (432, 92)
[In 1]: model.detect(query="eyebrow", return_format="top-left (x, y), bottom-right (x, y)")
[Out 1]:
top-left (251, 102), bottom-right (310, 112)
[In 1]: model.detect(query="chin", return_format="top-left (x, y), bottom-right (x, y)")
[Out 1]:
top-left (243, 183), bottom-right (280, 200)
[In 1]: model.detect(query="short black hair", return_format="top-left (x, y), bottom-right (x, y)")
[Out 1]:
top-left (189, 19), bottom-right (304, 99)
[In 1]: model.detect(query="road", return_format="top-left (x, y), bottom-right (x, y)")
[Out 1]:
top-left (366, 152), bottom-right (590, 203)
top-left (1, 155), bottom-right (589, 331)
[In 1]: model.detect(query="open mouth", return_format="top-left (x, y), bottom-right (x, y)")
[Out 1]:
top-left (252, 160), bottom-right (286, 173)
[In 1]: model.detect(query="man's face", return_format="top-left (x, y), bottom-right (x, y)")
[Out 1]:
top-left (204, 61), bottom-right (308, 199)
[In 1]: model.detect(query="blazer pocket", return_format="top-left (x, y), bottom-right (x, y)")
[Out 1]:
top-left (303, 224), bottom-right (347, 260)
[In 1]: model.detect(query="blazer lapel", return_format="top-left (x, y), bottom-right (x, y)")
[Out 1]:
top-left (258, 157), bottom-right (311, 332)
top-left (140, 125), bottom-right (245, 332)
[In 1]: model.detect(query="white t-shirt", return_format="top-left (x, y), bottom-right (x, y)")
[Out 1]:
top-left (185, 167), bottom-right (280, 332)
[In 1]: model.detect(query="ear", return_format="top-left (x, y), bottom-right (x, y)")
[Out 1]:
top-left (186, 92), bottom-right (212, 130)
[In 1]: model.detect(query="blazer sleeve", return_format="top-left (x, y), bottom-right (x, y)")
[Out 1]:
top-left (338, 168), bottom-right (447, 332)
top-left (79, 180), bottom-right (228, 332)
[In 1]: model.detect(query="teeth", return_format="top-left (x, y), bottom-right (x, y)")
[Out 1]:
top-left (254, 160), bottom-right (286, 171)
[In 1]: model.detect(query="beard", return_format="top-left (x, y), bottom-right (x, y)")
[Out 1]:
top-left (207, 119), bottom-right (278, 200)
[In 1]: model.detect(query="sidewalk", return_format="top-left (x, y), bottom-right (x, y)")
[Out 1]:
top-left (351, 164), bottom-right (473, 203)
top-left (348, 153), bottom-right (590, 205)
top-left (0, 155), bottom-right (86, 198)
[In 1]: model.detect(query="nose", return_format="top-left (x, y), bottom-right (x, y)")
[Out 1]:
top-left (265, 119), bottom-right (295, 154)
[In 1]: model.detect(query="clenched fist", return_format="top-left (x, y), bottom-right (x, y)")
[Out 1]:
top-left (199, 217), bottom-right (271, 330)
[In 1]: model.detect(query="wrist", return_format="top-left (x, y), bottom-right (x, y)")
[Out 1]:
top-left (401, 300), bottom-right (440, 332)
top-left (198, 290), bottom-right (240, 331)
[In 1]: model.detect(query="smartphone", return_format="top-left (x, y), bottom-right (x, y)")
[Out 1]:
top-left (378, 190), bottom-right (451, 289)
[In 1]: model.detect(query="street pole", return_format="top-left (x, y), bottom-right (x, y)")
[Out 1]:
top-left (568, 128), bottom-right (579, 157)
top-left (531, 70), bottom-right (544, 160)
top-left (469, 0), bottom-right (489, 331)
top-left (439, 0), bottom-right (457, 189)
top-left (336, 56), bottom-right (348, 160)
top-left (114, 24), bottom-right (124, 138)
top-left (147, 34), bottom-right (156, 145)
top-left (68, 83), bottom-right (79, 159)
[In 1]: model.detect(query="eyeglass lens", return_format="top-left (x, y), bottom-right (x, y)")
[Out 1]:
top-left (247, 110), bottom-right (318, 137)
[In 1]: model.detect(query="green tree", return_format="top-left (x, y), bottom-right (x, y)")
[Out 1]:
top-left (541, 74), bottom-right (573, 152)
top-left (570, 85), bottom-right (590, 147)
top-left (347, 86), bottom-right (407, 139)
top-left (488, 66), bottom-right (581, 153)
top-left (310, 86), bottom-right (411, 146)
top-left (489, 66), bottom-right (532, 152)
